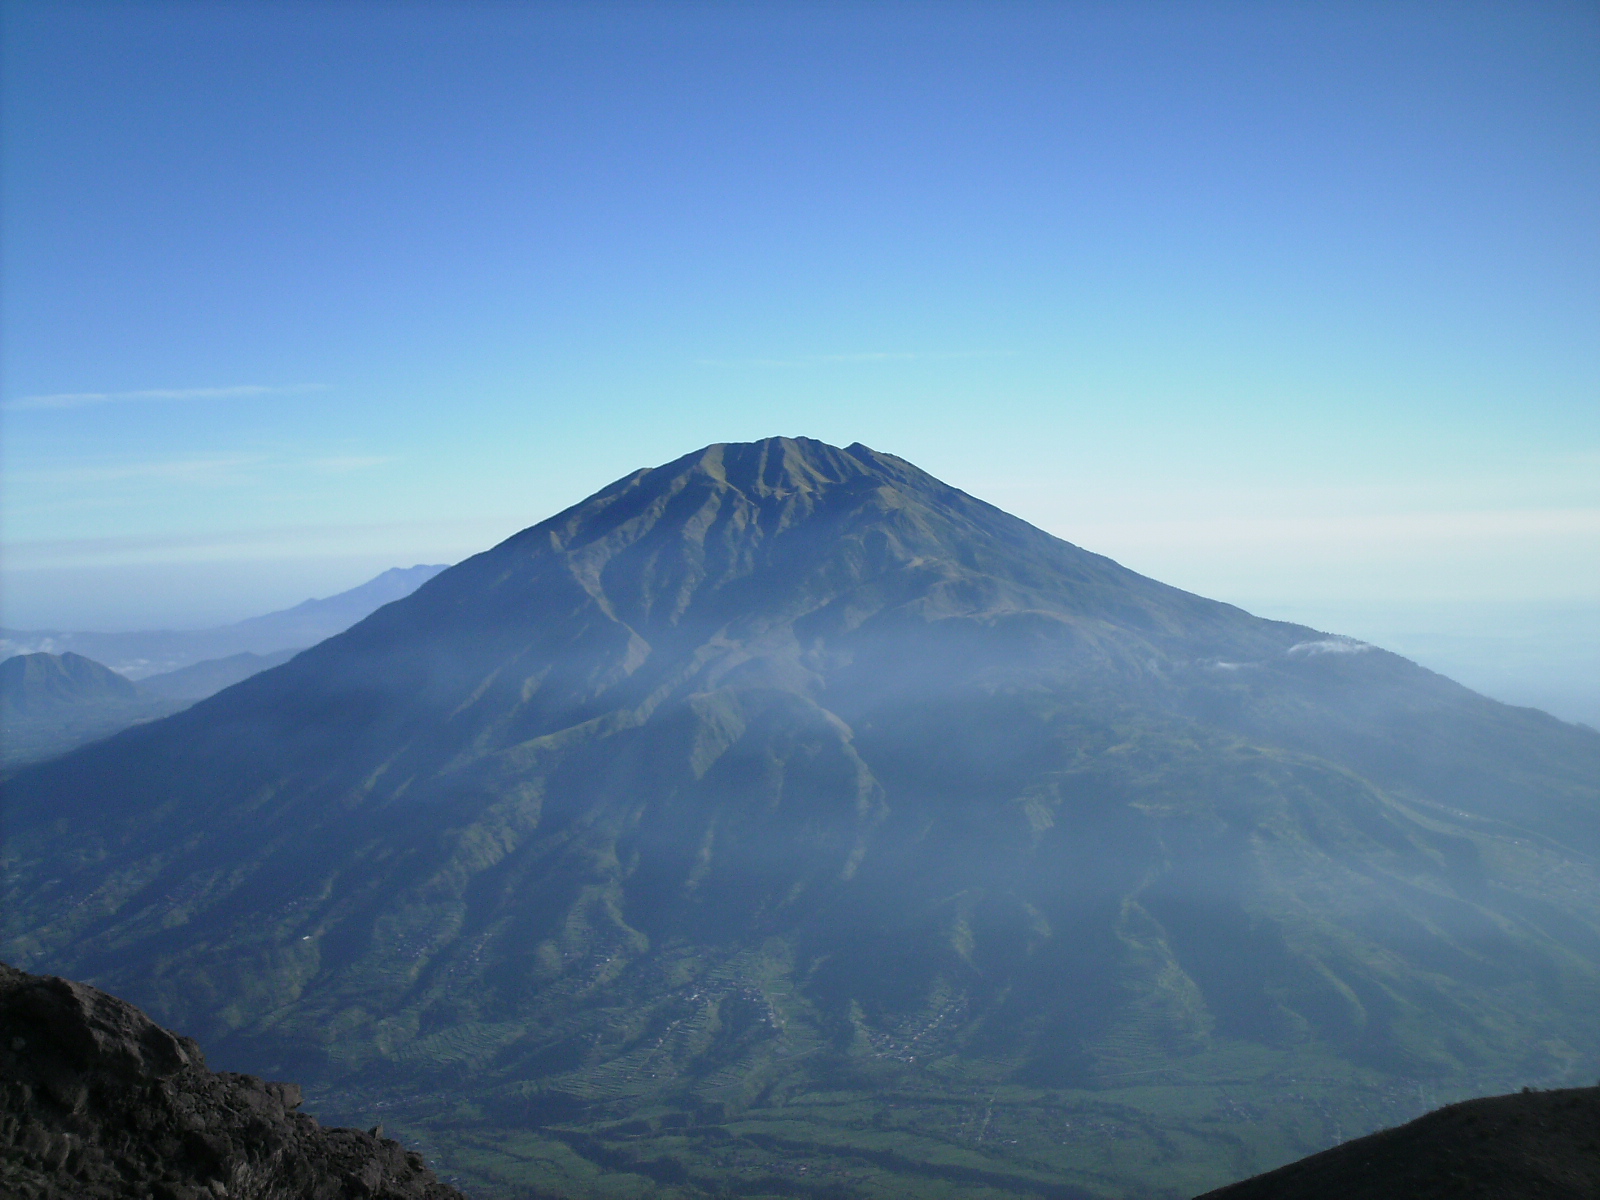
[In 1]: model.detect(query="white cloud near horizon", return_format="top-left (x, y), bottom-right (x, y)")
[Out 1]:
top-left (1060, 507), bottom-right (1600, 551)
top-left (4, 384), bottom-right (329, 411)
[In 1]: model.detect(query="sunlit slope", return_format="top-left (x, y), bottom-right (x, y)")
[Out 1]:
top-left (4, 437), bottom-right (1598, 1197)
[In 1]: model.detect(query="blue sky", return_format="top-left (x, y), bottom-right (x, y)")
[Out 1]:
top-left (2, 1), bottom-right (1596, 719)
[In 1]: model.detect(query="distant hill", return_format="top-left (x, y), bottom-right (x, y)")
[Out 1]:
top-left (1195, 1085), bottom-right (1600, 1199)
top-left (0, 649), bottom-right (139, 709)
top-left (0, 564), bottom-right (448, 678)
top-left (4, 439), bottom-right (1597, 1199)
top-left (0, 652), bottom-right (180, 766)
top-left (0, 960), bottom-right (469, 1199)
top-left (0, 647), bottom-right (306, 767)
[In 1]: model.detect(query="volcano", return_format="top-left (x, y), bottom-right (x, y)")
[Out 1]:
top-left (4, 437), bottom-right (1597, 1199)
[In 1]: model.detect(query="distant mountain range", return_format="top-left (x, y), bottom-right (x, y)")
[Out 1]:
top-left (136, 647), bottom-right (304, 701)
top-left (1, 566), bottom-right (447, 766)
top-left (3, 438), bottom-right (1596, 1199)
top-left (0, 564), bottom-right (448, 679)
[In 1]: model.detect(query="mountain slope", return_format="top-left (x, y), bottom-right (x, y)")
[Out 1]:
top-left (3, 438), bottom-right (1597, 1199)
top-left (0, 564), bottom-right (448, 679)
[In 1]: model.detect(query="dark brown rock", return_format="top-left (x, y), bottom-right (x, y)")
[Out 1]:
top-left (1196, 1085), bottom-right (1600, 1200)
top-left (0, 961), bottom-right (470, 1199)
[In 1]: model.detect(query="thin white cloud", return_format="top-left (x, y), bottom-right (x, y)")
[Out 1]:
top-left (695, 351), bottom-right (1011, 368)
top-left (4, 384), bottom-right (329, 411)
top-left (308, 455), bottom-right (396, 473)
top-left (1061, 508), bottom-right (1600, 550)
top-left (8, 451), bottom-right (394, 488)
top-left (1, 517), bottom-right (508, 571)
top-left (1287, 639), bottom-right (1374, 656)
top-left (9, 456), bottom-right (268, 486)
top-left (814, 352), bottom-right (921, 363)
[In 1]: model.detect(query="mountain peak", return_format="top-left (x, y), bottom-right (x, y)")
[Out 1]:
top-left (579, 437), bottom-right (927, 513)
top-left (466, 433), bottom-right (1163, 661)
top-left (542, 436), bottom-right (924, 539)
top-left (681, 436), bottom-right (879, 493)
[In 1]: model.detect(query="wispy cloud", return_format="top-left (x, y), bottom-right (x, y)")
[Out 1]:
top-left (9, 456), bottom-right (269, 486)
top-left (308, 455), bottom-right (397, 473)
top-left (696, 351), bottom-right (1011, 368)
top-left (1064, 508), bottom-right (1600, 550)
top-left (9, 452), bottom-right (394, 488)
top-left (1287, 639), bottom-right (1374, 656)
top-left (4, 384), bottom-right (329, 411)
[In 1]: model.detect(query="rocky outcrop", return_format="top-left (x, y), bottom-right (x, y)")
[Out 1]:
top-left (0, 962), bottom-right (469, 1200)
top-left (1195, 1085), bottom-right (1600, 1200)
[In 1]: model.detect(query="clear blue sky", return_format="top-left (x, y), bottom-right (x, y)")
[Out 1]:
top-left (2, 2), bottom-right (1596, 717)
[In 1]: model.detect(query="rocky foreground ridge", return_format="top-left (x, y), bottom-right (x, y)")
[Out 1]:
top-left (0, 962), bottom-right (469, 1200)
top-left (1197, 1083), bottom-right (1600, 1200)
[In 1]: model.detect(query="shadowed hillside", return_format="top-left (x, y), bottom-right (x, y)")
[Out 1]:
top-left (3, 438), bottom-right (1597, 1198)
top-left (1195, 1085), bottom-right (1600, 1200)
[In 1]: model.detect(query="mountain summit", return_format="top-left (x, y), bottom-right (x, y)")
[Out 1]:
top-left (5, 437), bottom-right (1598, 1199)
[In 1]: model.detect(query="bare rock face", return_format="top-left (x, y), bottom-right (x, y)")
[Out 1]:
top-left (0, 962), bottom-right (470, 1200)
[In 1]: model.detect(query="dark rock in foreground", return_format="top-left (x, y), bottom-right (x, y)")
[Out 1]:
top-left (0, 962), bottom-right (469, 1200)
top-left (1196, 1085), bottom-right (1600, 1200)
